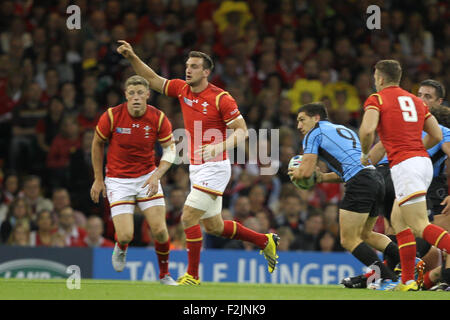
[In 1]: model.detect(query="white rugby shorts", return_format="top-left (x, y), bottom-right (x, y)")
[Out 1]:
top-left (390, 156), bottom-right (433, 206)
top-left (105, 169), bottom-right (165, 217)
top-left (186, 159), bottom-right (231, 219)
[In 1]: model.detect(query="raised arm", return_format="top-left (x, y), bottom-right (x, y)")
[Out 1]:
top-left (117, 40), bottom-right (167, 93)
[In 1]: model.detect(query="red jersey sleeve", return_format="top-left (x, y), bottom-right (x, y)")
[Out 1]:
top-left (95, 108), bottom-right (114, 141)
top-left (217, 93), bottom-right (241, 125)
top-left (363, 93), bottom-right (383, 112)
top-left (157, 112), bottom-right (173, 143)
top-left (423, 103), bottom-right (432, 120)
top-left (163, 79), bottom-right (187, 98)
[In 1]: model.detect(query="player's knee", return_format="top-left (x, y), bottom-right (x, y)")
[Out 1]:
top-left (152, 226), bottom-right (169, 243)
top-left (203, 223), bottom-right (222, 236)
top-left (116, 231), bottom-right (133, 244)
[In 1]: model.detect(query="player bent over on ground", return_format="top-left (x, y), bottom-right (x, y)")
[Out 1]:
top-left (117, 40), bottom-right (279, 285)
top-left (90, 75), bottom-right (178, 285)
top-left (289, 102), bottom-right (400, 289)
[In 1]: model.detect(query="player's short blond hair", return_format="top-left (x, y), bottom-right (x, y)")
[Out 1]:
top-left (125, 75), bottom-right (149, 89)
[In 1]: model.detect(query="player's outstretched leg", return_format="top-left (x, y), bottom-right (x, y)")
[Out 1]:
top-left (261, 233), bottom-right (280, 273)
top-left (217, 220), bottom-right (280, 273)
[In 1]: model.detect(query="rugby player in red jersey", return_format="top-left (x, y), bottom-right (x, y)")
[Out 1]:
top-left (359, 60), bottom-right (448, 291)
top-left (90, 75), bottom-right (178, 285)
top-left (117, 40), bottom-right (279, 285)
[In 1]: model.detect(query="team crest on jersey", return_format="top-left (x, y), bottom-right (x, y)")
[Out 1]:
top-left (116, 127), bottom-right (131, 134)
top-left (202, 102), bottom-right (208, 114)
top-left (144, 125), bottom-right (151, 139)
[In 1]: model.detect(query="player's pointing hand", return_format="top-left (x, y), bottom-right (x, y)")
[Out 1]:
top-left (117, 40), bottom-right (135, 59)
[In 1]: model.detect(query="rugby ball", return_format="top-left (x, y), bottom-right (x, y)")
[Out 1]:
top-left (288, 155), bottom-right (316, 190)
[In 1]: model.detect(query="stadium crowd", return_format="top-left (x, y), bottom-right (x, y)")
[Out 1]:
top-left (0, 0), bottom-right (449, 252)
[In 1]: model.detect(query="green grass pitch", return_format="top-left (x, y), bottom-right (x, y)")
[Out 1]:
top-left (1, 278), bottom-right (449, 300)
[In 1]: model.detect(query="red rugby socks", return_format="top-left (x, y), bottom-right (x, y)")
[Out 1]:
top-left (184, 224), bottom-right (203, 280)
top-left (221, 220), bottom-right (268, 249)
top-left (396, 228), bottom-right (416, 284)
top-left (155, 240), bottom-right (170, 279)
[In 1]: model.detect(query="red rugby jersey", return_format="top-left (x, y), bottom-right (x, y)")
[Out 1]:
top-left (162, 79), bottom-right (241, 164)
top-left (363, 86), bottom-right (431, 167)
top-left (95, 102), bottom-right (173, 178)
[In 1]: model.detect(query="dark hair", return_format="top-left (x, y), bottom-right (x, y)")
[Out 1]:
top-left (298, 102), bottom-right (329, 120)
top-left (430, 106), bottom-right (450, 128)
top-left (188, 51), bottom-right (214, 71)
top-left (420, 79), bottom-right (446, 99)
top-left (375, 60), bottom-right (402, 84)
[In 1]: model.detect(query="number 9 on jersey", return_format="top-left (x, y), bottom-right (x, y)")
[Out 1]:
top-left (288, 155), bottom-right (316, 190)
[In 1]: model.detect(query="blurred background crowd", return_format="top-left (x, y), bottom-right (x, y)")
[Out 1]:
top-left (0, 0), bottom-right (449, 252)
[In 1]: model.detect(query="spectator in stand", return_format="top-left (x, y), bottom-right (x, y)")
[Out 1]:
top-left (315, 230), bottom-right (343, 252)
top-left (29, 209), bottom-right (56, 247)
top-left (40, 68), bottom-right (60, 103)
top-left (57, 206), bottom-right (87, 247)
top-left (276, 40), bottom-right (305, 88)
top-left (81, 74), bottom-right (98, 101)
top-left (255, 210), bottom-right (275, 234)
top-left (21, 175), bottom-right (53, 219)
top-left (60, 82), bottom-right (78, 115)
top-left (1, 197), bottom-right (34, 243)
top-left (274, 195), bottom-right (306, 235)
top-left (7, 220), bottom-right (30, 246)
top-left (0, 173), bottom-right (20, 207)
top-left (77, 97), bottom-right (101, 133)
top-left (9, 83), bottom-right (47, 171)
top-left (399, 12), bottom-right (434, 60)
top-left (291, 211), bottom-right (324, 251)
top-left (80, 216), bottom-right (114, 248)
top-left (0, 173), bottom-right (20, 224)
top-left (248, 184), bottom-right (274, 222)
top-left (251, 51), bottom-right (277, 94)
top-left (36, 96), bottom-right (65, 155)
top-left (276, 226), bottom-right (296, 251)
top-left (46, 115), bottom-right (81, 189)
top-left (51, 187), bottom-right (86, 229)
top-left (69, 130), bottom-right (95, 215)
top-left (232, 196), bottom-right (252, 224)
top-left (166, 187), bottom-right (186, 229)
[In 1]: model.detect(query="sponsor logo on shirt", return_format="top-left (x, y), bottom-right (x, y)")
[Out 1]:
top-left (116, 127), bottom-right (131, 134)
top-left (184, 97), bottom-right (199, 106)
